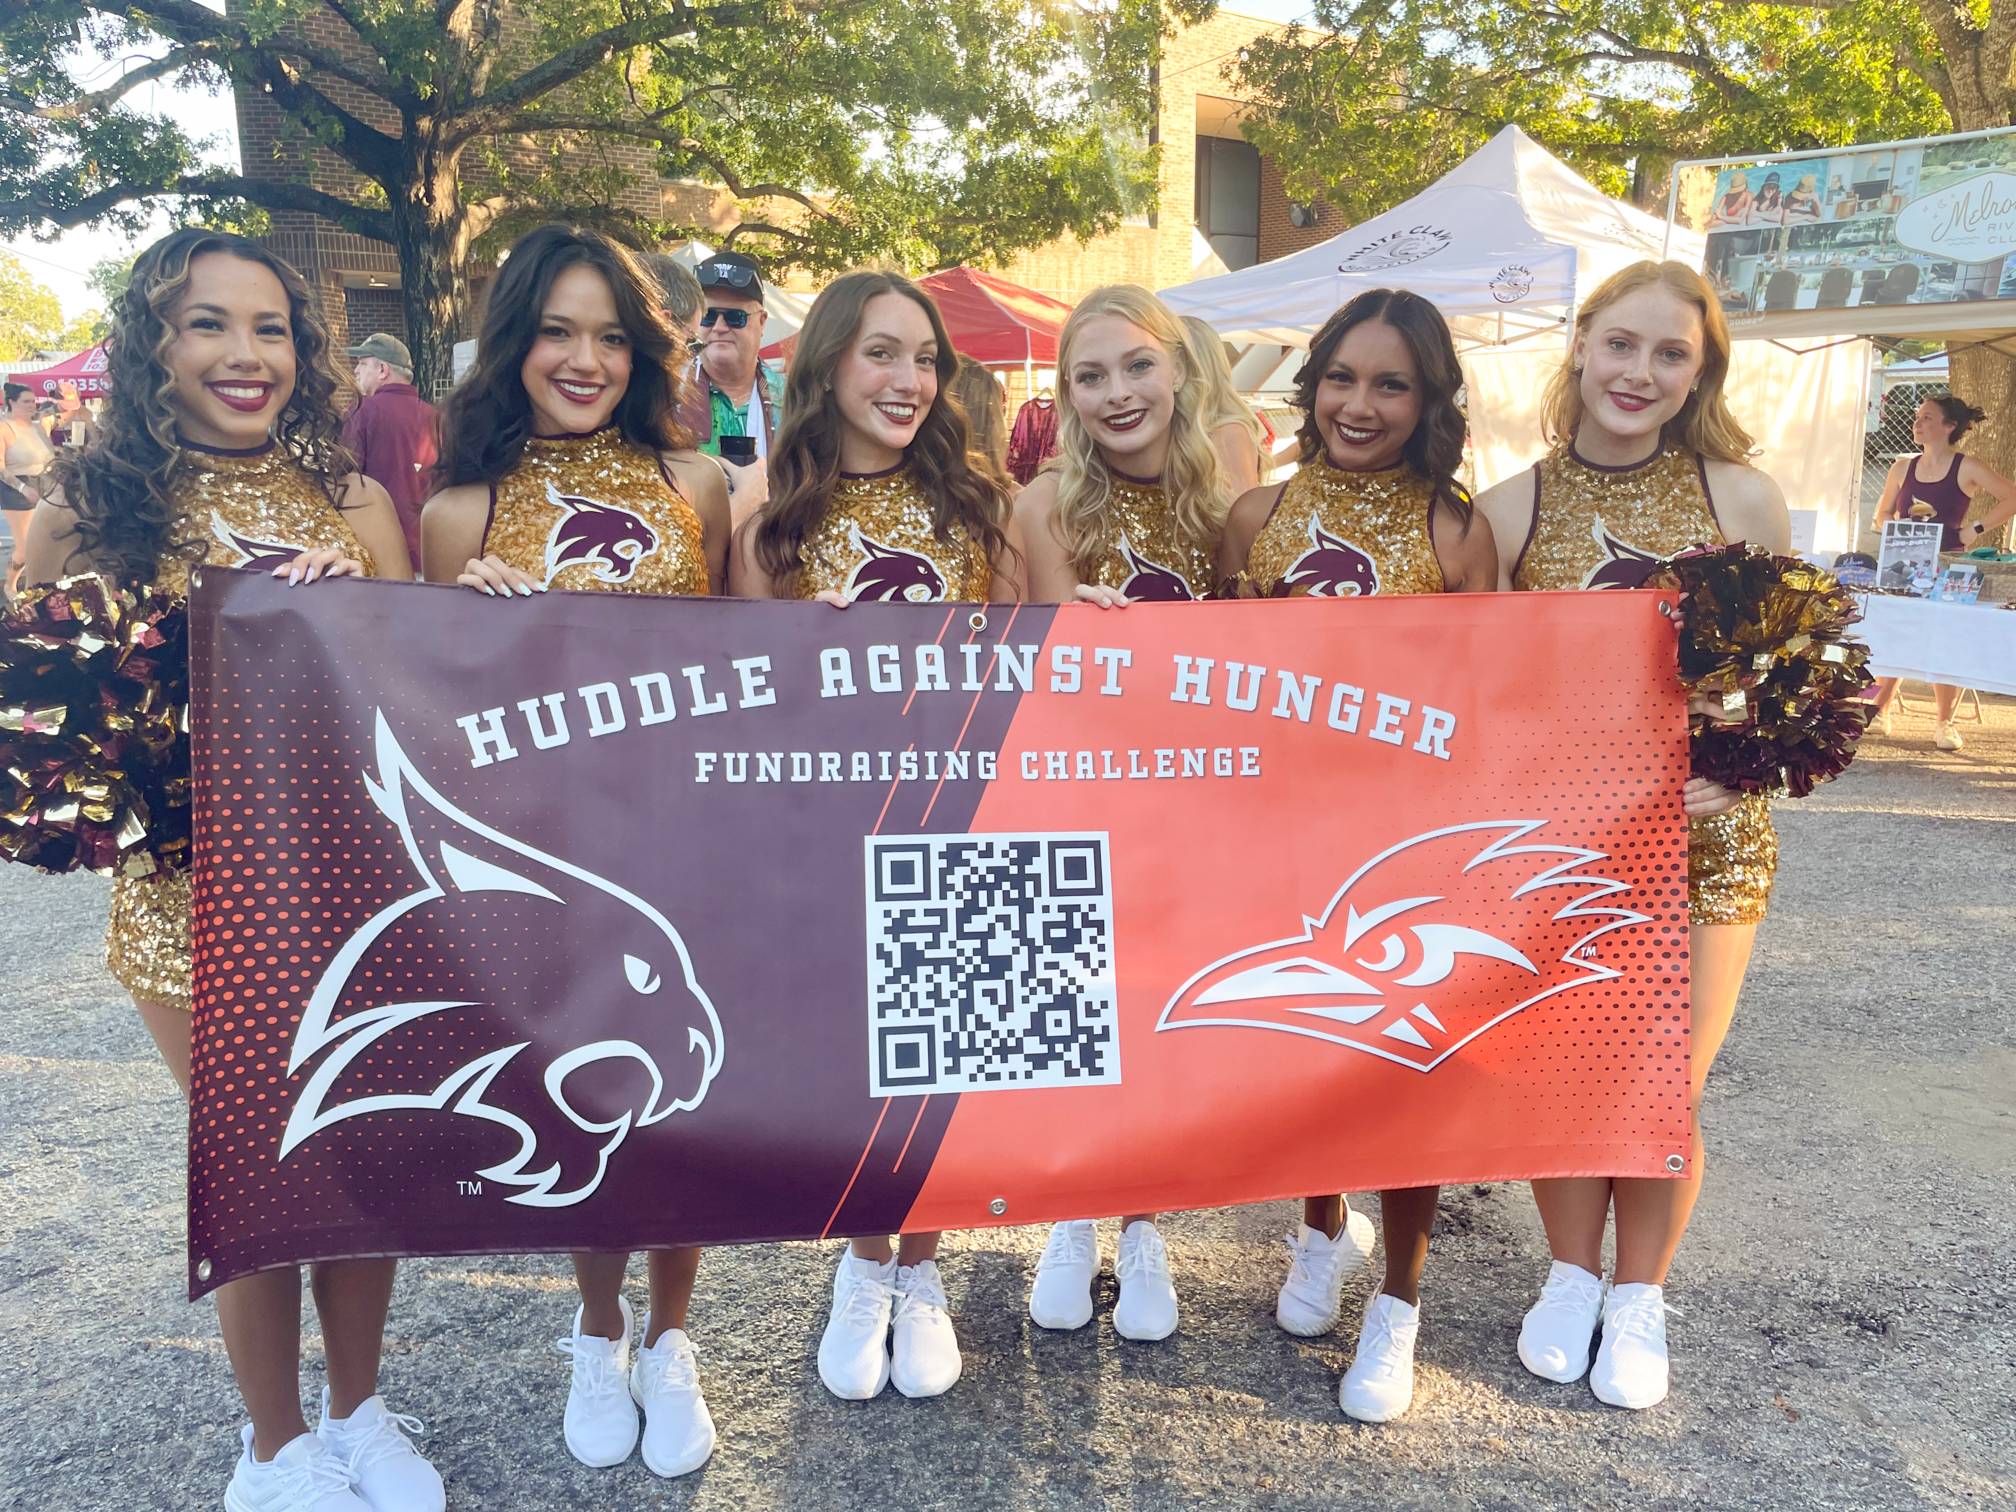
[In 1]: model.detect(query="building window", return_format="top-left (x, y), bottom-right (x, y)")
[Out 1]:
top-left (1195, 136), bottom-right (1260, 270)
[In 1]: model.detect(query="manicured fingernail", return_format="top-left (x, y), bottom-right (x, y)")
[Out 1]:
top-left (288, 568), bottom-right (303, 585)
top-left (515, 582), bottom-right (533, 597)
top-left (536, 583), bottom-right (549, 592)
top-left (307, 565), bottom-right (322, 582)
top-left (479, 583), bottom-right (496, 596)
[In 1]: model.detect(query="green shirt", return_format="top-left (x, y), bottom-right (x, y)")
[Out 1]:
top-left (700, 362), bottom-right (784, 458)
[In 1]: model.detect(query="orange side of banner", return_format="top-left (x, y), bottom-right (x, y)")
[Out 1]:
top-left (901, 591), bottom-right (1692, 1232)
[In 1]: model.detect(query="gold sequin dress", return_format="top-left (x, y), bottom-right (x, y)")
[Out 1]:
top-left (108, 443), bottom-right (373, 1010)
top-left (480, 427), bottom-right (708, 595)
top-left (1240, 461), bottom-right (1444, 598)
top-left (793, 464), bottom-right (993, 602)
top-left (1512, 441), bottom-right (1776, 925)
top-left (1080, 473), bottom-right (1216, 601)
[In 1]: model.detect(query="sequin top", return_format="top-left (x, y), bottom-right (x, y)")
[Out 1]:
top-left (1513, 443), bottom-right (1722, 592)
top-left (1240, 462), bottom-right (1443, 598)
top-left (1080, 474), bottom-right (1216, 601)
top-left (793, 465), bottom-right (993, 602)
top-left (481, 428), bottom-right (708, 596)
top-left (157, 442), bottom-right (372, 596)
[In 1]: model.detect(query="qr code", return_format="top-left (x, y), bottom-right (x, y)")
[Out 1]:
top-left (864, 833), bottom-right (1119, 1096)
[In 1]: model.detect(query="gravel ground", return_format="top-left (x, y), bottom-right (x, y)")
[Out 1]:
top-left (3, 695), bottom-right (2012, 1510)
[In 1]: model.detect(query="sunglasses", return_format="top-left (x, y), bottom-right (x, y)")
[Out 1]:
top-left (700, 307), bottom-right (753, 329)
top-left (700, 262), bottom-right (760, 290)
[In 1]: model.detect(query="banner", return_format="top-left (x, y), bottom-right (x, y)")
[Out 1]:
top-left (186, 572), bottom-right (1692, 1295)
top-left (1676, 128), bottom-right (2016, 315)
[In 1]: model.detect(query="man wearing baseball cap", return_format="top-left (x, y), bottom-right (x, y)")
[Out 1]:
top-left (342, 332), bottom-right (438, 566)
top-left (694, 251), bottom-right (784, 520)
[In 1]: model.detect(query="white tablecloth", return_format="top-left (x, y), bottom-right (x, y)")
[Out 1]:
top-left (1855, 594), bottom-right (2016, 695)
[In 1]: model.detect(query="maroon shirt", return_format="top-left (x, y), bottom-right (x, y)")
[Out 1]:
top-left (341, 381), bottom-right (438, 566)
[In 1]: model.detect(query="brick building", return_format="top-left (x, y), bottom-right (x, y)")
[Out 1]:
top-left (232, 5), bottom-right (1330, 366)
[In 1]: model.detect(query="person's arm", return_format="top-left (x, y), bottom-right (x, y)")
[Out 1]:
top-left (1009, 473), bottom-right (1086, 603)
top-left (1470, 470), bottom-right (1538, 591)
top-left (333, 472), bottom-right (413, 581)
top-left (20, 494), bottom-right (89, 587)
top-left (1430, 497), bottom-right (1499, 593)
top-left (663, 449), bottom-right (732, 593)
top-left (1214, 482), bottom-right (1284, 592)
top-left (1706, 460), bottom-right (1792, 553)
top-left (990, 506), bottom-right (1028, 602)
top-left (339, 398), bottom-right (376, 480)
top-left (421, 481), bottom-right (539, 595)
top-left (1870, 456), bottom-right (1908, 525)
top-left (1956, 455), bottom-right (2016, 541)
top-left (1209, 420), bottom-right (1262, 498)
top-left (727, 514), bottom-right (782, 598)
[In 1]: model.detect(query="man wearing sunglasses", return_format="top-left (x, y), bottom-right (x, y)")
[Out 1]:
top-left (695, 251), bottom-right (784, 519)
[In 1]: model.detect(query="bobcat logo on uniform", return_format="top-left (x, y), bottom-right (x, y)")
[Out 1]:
top-left (1276, 516), bottom-right (1380, 597)
top-left (277, 714), bottom-right (724, 1206)
top-left (209, 512), bottom-right (304, 572)
top-left (1158, 821), bottom-right (1644, 1072)
top-left (1116, 534), bottom-right (1195, 602)
top-left (845, 526), bottom-right (948, 602)
top-left (1582, 518), bottom-right (1664, 590)
top-left (543, 483), bottom-right (659, 586)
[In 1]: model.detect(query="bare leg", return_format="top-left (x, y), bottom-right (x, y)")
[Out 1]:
top-left (642, 1249), bottom-right (702, 1344)
top-left (848, 1236), bottom-right (893, 1263)
top-left (570, 1252), bottom-right (632, 1340)
top-left (1611, 922), bottom-right (1758, 1285)
top-left (312, 1260), bottom-right (398, 1417)
top-left (1376, 1187), bottom-right (1440, 1306)
top-left (1121, 1212), bottom-right (1157, 1229)
top-left (1301, 1195), bottom-right (1343, 1237)
top-left (1933, 683), bottom-right (1962, 723)
top-left (136, 997), bottom-right (194, 1092)
top-left (1529, 1177), bottom-right (1611, 1276)
top-left (895, 1231), bottom-right (942, 1266)
top-left (1871, 676), bottom-right (1900, 714)
top-left (3, 510), bottom-right (29, 598)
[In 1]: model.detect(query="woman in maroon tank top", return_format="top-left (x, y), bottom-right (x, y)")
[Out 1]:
top-left (1870, 394), bottom-right (2016, 749)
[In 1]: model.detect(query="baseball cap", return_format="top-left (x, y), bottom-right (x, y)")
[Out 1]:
top-left (697, 251), bottom-right (765, 298)
top-left (345, 332), bottom-right (413, 369)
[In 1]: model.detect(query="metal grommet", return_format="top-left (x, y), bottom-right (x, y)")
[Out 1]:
top-left (1656, 598), bottom-right (1675, 618)
top-left (195, 1258), bottom-right (214, 1283)
top-left (987, 1197), bottom-right (1007, 1216)
top-left (968, 611), bottom-right (988, 632)
top-left (189, 565), bottom-right (205, 593)
top-left (1665, 1153), bottom-right (1687, 1173)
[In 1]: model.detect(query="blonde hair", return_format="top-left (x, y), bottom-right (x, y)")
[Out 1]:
top-left (1049, 285), bottom-right (1228, 579)
top-left (1179, 314), bottom-right (1266, 458)
top-left (1541, 260), bottom-right (1754, 463)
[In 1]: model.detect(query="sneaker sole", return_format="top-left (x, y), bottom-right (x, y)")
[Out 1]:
top-left (1590, 1378), bottom-right (1668, 1410)
top-left (1517, 1335), bottom-right (1594, 1384)
top-left (1274, 1302), bottom-right (1341, 1337)
top-left (892, 1361), bottom-right (963, 1399)
top-left (818, 1351), bottom-right (891, 1401)
top-left (638, 1428), bottom-right (716, 1478)
top-left (1113, 1311), bottom-right (1178, 1342)
top-left (564, 1426), bottom-right (640, 1469)
top-left (1340, 1393), bottom-right (1412, 1424)
top-left (1029, 1300), bottom-right (1095, 1330)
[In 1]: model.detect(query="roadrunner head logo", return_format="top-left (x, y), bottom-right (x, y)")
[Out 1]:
top-left (1582, 518), bottom-right (1664, 591)
top-left (1276, 516), bottom-right (1380, 598)
top-left (845, 525), bottom-right (947, 602)
top-left (1490, 263), bottom-right (1535, 303)
top-left (277, 714), bottom-right (724, 1206)
top-left (1158, 821), bottom-right (1645, 1071)
top-left (210, 512), bottom-right (304, 572)
top-left (1116, 533), bottom-right (1196, 602)
top-left (543, 483), bottom-right (658, 586)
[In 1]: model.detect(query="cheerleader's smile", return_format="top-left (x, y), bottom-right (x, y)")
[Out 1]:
top-left (164, 250), bottom-right (301, 451)
top-left (1312, 317), bottom-right (1420, 474)
top-left (520, 262), bottom-right (635, 438)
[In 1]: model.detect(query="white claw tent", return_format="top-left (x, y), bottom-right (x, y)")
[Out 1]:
top-left (1163, 127), bottom-right (1873, 551)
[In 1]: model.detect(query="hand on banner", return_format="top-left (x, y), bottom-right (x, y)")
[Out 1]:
top-left (455, 553), bottom-right (546, 598)
top-left (273, 546), bottom-right (365, 586)
top-left (1071, 583), bottom-right (1130, 610)
top-left (813, 588), bottom-right (851, 609)
top-left (1681, 776), bottom-right (1742, 818)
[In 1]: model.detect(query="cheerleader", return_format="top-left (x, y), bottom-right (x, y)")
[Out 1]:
top-left (422, 225), bottom-right (728, 1478)
top-left (20, 229), bottom-right (433, 1512)
top-left (1472, 259), bottom-right (1792, 1411)
top-left (1010, 284), bottom-right (1227, 1344)
top-left (1219, 288), bottom-right (1495, 1423)
top-left (729, 269), bottom-right (1020, 1401)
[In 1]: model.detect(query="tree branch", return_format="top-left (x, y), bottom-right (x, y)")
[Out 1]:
top-left (0, 44), bottom-right (226, 121)
top-left (495, 113), bottom-right (837, 219)
top-left (720, 220), bottom-right (814, 249)
top-left (116, 0), bottom-right (412, 107)
top-left (5, 173), bottom-right (395, 243)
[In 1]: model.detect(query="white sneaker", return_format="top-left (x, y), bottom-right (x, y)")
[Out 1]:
top-left (1873, 706), bottom-right (1893, 737)
top-left (1518, 1261), bottom-right (1607, 1383)
top-left (224, 1427), bottom-right (370, 1512)
top-left (1029, 1220), bottom-right (1100, 1330)
top-left (891, 1260), bottom-right (963, 1398)
top-left (818, 1251), bottom-right (896, 1400)
top-left (1276, 1205), bottom-right (1377, 1336)
top-left (315, 1392), bottom-right (443, 1512)
top-left (1590, 1282), bottom-right (1671, 1410)
top-left (631, 1319), bottom-right (714, 1478)
top-left (1113, 1220), bottom-right (1178, 1341)
top-left (1338, 1292), bottom-right (1419, 1423)
top-left (1935, 721), bottom-right (1963, 751)
top-left (556, 1294), bottom-right (638, 1468)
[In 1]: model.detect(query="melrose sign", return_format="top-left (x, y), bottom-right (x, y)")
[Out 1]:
top-left (1895, 171), bottom-right (2016, 262)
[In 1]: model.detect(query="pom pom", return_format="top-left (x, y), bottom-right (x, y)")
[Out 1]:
top-left (0, 576), bottom-right (190, 876)
top-left (1647, 545), bottom-right (1874, 798)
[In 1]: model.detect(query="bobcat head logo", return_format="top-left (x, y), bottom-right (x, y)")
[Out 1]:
top-left (845, 525), bottom-right (947, 602)
top-left (1116, 533), bottom-right (1196, 602)
top-left (1276, 516), bottom-right (1380, 598)
top-left (1158, 821), bottom-right (1646, 1071)
top-left (1582, 518), bottom-right (1665, 591)
top-left (276, 714), bottom-right (724, 1206)
top-left (543, 483), bottom-right (659, 586)
top-left (210, 512), bottom-right (304, 572)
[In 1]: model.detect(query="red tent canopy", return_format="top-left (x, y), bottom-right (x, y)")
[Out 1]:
top-left (761, 266), bottom-right (1072, 366)
top-left (8, 342), bottom-right (111, 398)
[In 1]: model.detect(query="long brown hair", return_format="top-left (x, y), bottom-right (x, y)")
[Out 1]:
top-left (1541, 260), bottom-right (1753, 463)
top-left (55, 228), bottom-right (352, 584)
top-left (755, 270), bottom-right (1012, 583)
top-left (438, 225), bottom-right (691, 486)
top-left (946, 356), bottom-right (1010, 480)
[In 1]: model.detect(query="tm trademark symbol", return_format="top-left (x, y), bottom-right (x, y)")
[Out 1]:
top-left (456, 1179), bottom-right (484, 1197)
top-left (1577, 945), bottom-right (1599, 959)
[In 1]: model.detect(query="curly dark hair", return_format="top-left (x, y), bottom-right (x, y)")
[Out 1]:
top-left (1929, 392), bottom-right (1987, 442)
top-left (754, 270), bottom-right (1012, 585)
top-left (1292, 288), bottom-right (1473, 527)
top-left (437, 225), bottom-right (692, 485)
top-left (52, 228), bottom-right (353, 585)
